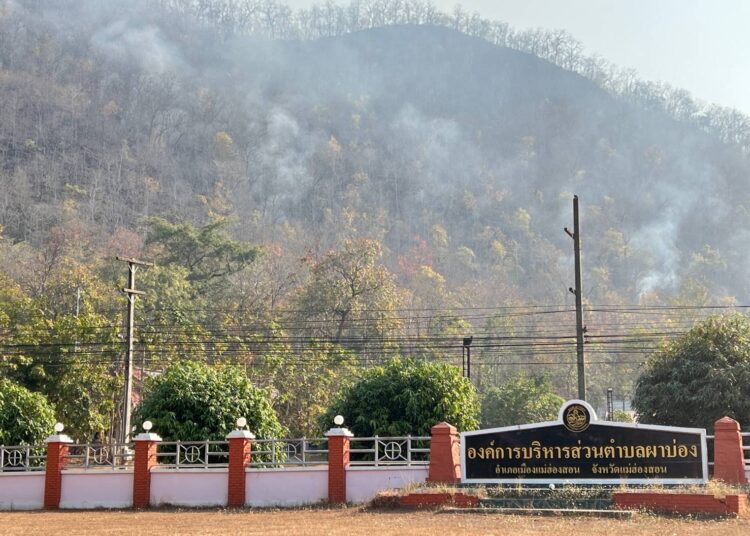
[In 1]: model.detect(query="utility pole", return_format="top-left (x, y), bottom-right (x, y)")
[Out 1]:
top-left (74, 286), bottom-right (81, 353)
top-left (116, 257), bottom-right (152, 444)
top-left (463, 336), bottom-right (473, 382)
top-left (564, 195), bottom-right (586, 401)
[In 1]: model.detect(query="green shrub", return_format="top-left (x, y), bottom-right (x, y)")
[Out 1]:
top-left (480, 374), bottom-right (563, 428)
top-left (321, 357), bottom-right (479, 436)
top-left (134, 361), bottom-right (284, 441)
top-left (0, 379), bottom-right (56, 445)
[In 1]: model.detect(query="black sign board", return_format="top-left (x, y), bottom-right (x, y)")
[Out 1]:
top-left (461, 400), bottom-right (707, 484)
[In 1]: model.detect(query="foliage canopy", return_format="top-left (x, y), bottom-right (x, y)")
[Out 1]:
top-left (633, 314), bottom-right (750, 430)
top-left (321, 357), bottom-right (479, 436)
top-left (145, 217), bottom-right (260, 288)
top-left (134, 361), bottom-right (284, 441)
top-left (0, 379), bottom-right (56, 445)
top-left (480, 374), bottom-right (564, 428)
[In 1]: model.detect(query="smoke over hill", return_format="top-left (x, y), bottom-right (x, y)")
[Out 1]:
top-left (2, 0), bottom-right (748, 306)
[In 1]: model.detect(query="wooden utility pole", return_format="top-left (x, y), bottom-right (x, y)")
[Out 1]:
top-left (116, 257), bottom-right (152, 444)
top-left (564, 195), bottom-right (586, 401)
top-left (463, 336), bottom-right (473, 382)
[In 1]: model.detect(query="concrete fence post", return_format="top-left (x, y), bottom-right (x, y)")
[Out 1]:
top-left (713, 416), bottom-right (748, 484)
top-left (428, 422), bottom-right (461, 484)
top-left (133, 431), bottom-right (161, 508)
top-left (325, 426), bottom-right (353, 504)
top-left (43, 432), bottom-right (73, 509)
top-left (226, 430), bottom-right (254, 507)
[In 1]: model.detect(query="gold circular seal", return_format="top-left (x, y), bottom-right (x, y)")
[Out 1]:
top-left (563, 403), bottom-right (590, 432)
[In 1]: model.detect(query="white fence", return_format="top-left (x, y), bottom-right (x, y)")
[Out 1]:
top-left (156, 441), bottom-right (229, 469)
top-left (0, 434), bottom-right (432, 510)
top-left (0, 445), bottom-right (45, 472)
top-left (249, 438), bottom-right (329, 467)
top-left (349, 436), bottom-right (430, 467)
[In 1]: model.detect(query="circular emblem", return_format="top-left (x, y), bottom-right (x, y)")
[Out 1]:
top-left (182, 445), bottom-right (202, 464)
top-left (92, 446), bottom-right (110, 465)
top-left (286, 442), bottom-right (301, 462)
top-left (7, 450), bottom-right (24, 467)
top-left (383, 441), bottom-right (403, 461)
top-left (563, 403), bottom-right (591, 432)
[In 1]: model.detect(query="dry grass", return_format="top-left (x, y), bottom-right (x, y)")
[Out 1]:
top-left (1, 507), bottom-right (749, 535)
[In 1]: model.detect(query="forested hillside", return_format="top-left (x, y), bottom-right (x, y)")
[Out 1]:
top-left (2, 0), bottom-right (750, 437)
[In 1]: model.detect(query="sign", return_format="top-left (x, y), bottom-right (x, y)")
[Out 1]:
top-left (461, 400), bottom-right (707, 484)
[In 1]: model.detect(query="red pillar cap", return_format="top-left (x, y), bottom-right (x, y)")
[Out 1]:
top-left (431, 422), bottom-right (457, 434)
top-left (714, 416), bottom-right (741, 430)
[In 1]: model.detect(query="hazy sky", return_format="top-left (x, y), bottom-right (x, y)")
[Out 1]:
top-left (284, 0), bottom-right (750, 114)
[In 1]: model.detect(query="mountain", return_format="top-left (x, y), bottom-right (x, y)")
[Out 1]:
top-left (1, 0), bottom-right (749, 307)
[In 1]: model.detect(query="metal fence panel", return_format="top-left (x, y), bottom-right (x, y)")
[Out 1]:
top-left (248, 438), bottom-right (329, 468)
top-left (65, 443), bottom-right (134, 469)
top-left (156, 441), bottom-right (230, 469)
top-left (0, 445), bottom-right (46, 472)
top-left (349, 436), bottom-right (431, 467)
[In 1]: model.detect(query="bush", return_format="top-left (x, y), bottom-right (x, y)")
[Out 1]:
top-left (633, 314), bottom-right (750, 430)
top-left (480, 374), bottom-right (563, 428)
top-left (321, 357), bottom-right (479, 436)
top-left (610, 409), bottom-right (634, 423)
top-left (134, 361), bottom-right (284, 441)
top-left (0, 379), bottom-right (56, 445)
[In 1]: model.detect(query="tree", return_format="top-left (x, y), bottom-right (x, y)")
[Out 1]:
top-left (321, 358), bottom-right (479, 436)
top-left (255, 340), bottom-right (358, 438)
top-left (134, 361), bottom-right (284, 441)
top-left (633, 314), bottom-right (750, 430)
top-left (294, 238), bottom-right (405, 343)
top-left (136, 264), bottom-right (210, 367)
top-left (0, 291), bottom-right (121, 442)
top-left (145, 217), bottom-right (261, 291)
top-left (0, 379), bottom-right (56, 445)
top-left (480, 375), bottom-right (564, 428)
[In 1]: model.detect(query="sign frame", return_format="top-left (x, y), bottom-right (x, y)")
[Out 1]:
top-left (460, 400), bottom-right (708, 485)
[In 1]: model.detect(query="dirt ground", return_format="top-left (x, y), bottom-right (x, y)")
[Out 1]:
top-left (1, 507), bottom-right (749, 535)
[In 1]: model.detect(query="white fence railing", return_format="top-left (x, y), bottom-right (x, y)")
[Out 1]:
top-left (0, 445), bottom-right (46, 472)
top-left (156, 441), bottom-right (230, 469)
top-left (0, 435), bottom-right (433, 472)
top-left (65, 443), bottom-right (134, 470)
top-left (349, 436), bottom-right (431, 467)
top-left (249, 438), bottom-right (329, 468)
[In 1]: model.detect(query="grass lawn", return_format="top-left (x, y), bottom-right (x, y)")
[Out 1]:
top-left (1, 507), bottom-right (749, 535)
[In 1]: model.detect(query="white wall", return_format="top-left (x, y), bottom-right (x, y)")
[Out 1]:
top-left (246, 467), bottom-right (327, 507)
top-left (0, 465), bottom-right (430, 509)
top-left (346, 467), bottom-right (428, 504)
top-left (0, 473), bottom-right (45, 510)
top-left (60, 470), bottom-right (133, 509)
top-left (150, 468), bottom-right (228, 507)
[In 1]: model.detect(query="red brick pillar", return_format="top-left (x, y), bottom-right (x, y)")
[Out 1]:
top-left (428, 422), bottom-right (461, 483)
top-left (43, 431), bottom-right (73, 509)
top-left (226, 430), bottom-right (254, 507)
top-left (326, 425), bottom-right (353, 504)
top-left (133, 432), bottom-right (161, 508)
top-left (713, 416), bottom-right (748, 484)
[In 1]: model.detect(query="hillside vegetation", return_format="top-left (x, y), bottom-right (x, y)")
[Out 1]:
top-left (1, 0), bottom-right (750, 435)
